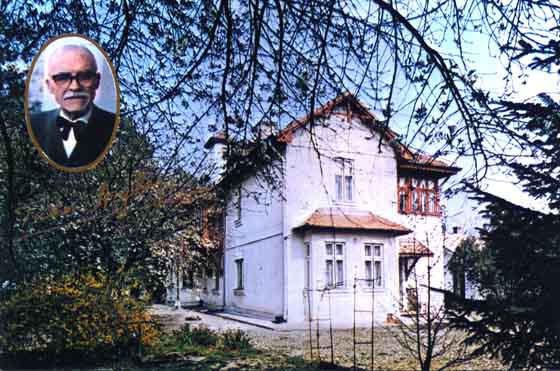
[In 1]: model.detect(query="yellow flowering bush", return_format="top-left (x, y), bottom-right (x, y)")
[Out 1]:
top-left (0, 273), bottom-right (160, 363)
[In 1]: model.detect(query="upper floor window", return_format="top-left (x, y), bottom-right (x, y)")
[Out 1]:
top-left (334, 158), bottom-right (354, 202)
top-left (234, 187), bottom-right (242, 225)
top-left (398, 176), bottom-right (439, 215)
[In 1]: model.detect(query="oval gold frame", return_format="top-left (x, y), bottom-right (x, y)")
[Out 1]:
top-left (24, 33), bottom-right (121, 173)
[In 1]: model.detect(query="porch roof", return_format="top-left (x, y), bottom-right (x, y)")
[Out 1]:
top-left (399, 238), bottom-right (434, 257)
top-left (294, 208), bottom-right (411, 236)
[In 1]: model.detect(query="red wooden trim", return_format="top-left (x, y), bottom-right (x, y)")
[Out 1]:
top-left (397, 176), bottom-right (441, 216)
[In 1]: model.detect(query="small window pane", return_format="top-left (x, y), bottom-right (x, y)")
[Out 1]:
top-left (413, 192), bottom-right (419, 211)
top-left (326, 244), bottom-right (333, 256)
top-left (374, 261), bottom-right (382, 286)
top-left (326, 260), bottom-right (333, 286)
top-left (336, 260), bottom-right (344, 286)
top-left (419, 179), bottom-right (426, 188)
top-left (412, 178), bottom-right (418, 187)
top-left (345, 176), bottom-right (353, 201)
top-left (346, 160), bottom-right (353, 174)
top-left (365, 261), bottom-right (373, 287)
top-left (399, 191), bottom-right (408, 213)
top-left (429, 192), bottom-right (437, 213)
top-left (335, 175), bottom-right (343, 200)
top-left (336, 244), bottom-right (343, 256)
top-left (374, 245), bottom-right (381, 257)
top-left (427, 180), bottom-right (435, 189)
top-left (365, 245), bottom-right (371, 256)
top-left (305, 243), bottom-right (310, 258)
top-left (399, 177), bottom-right (407, 187)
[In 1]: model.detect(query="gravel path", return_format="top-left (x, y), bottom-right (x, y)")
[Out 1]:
top-left (149, 305), bottom-right (506, 370)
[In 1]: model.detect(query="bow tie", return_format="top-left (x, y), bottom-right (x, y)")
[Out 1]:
top-left (56, 116), bottom-right (86, 141)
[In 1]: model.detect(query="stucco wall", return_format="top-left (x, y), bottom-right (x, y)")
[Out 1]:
top-left (285, 115), bottom-right (398, 229)
top-left (221, 108), bottom-right (452, 326)
top-left (223, 168), bottom-right (285, 319)
top-left (288, 230), bottom-right (400, 327)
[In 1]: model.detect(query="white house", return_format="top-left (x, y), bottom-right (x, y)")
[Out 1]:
top-left (205, 92), bottom-right (460, 327)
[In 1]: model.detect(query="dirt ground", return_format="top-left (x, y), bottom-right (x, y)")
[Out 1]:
top-left (149, 305), bottom-right (506, 370)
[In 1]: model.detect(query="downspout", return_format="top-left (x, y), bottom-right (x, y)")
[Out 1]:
top-left (282, 148), bottom-right (289, 320)
top-left (222, 199), bottom-right (227, 310)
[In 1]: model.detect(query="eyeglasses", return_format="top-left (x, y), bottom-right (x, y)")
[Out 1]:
top-left (50, 71), bottom-right (98, 87)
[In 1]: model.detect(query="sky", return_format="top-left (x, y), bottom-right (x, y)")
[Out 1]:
top-left (439, 28), bottom-right (559, 232)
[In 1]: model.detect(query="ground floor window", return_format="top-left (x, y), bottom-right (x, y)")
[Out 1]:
top-left (235, 258), bottom-right (244, 289)
top-left (214, 271), bottom-right (220, 291)
top-left (364, 244), bottom-right (383, 288)
top-left (325, 242), bottom-right (345, 288)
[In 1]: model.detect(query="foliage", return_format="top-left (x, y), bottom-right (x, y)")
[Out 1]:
top-left (220, 328), bottom-right (253, 351)
top-left (0, 272), bottom-right (160, 365)
top-left (152, 323), bottom-right (252, 359)
top-left (174, 324), bottom-right (219, 348)
top-left (446, 190), bottom-right (560, 368)
top-left (443, 90), bottom-right (560, 368)
top-left (389, 238), bottom-right (475, 371)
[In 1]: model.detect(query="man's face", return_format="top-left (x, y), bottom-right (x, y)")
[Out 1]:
top-left (45, 48), bottom-right (99, 118)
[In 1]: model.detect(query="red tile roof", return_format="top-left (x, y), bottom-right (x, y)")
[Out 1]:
top-left (399, 238), bottom-right (434, 257)
top-left (294, 208), bottom-right (411, 235)
top-left (276, 92), bottom-right (460, 176)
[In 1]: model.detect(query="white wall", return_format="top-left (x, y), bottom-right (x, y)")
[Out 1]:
top-left (286, 231), bottom-right (400, 327)
top-left (221, 107), bottom-right (453, 326)
top-left (397, 214), bottom-right (447, 310)
top-left (285, 115), bottom-right (398, 230)
top-left (223, 166), bottom-right (285, 319)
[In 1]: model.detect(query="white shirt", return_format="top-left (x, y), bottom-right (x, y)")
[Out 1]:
top-left (59, 108), bottom-right (92, 158)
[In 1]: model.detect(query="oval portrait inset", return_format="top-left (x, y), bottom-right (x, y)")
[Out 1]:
top-left (25, 34), bottom-right (120, 172)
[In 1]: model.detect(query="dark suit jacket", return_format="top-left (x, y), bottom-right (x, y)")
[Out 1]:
top-left (30, 105), bottom-right (116, 168)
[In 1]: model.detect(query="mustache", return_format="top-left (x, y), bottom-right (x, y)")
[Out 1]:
top-left (63, 91), bottom-right (90, 100)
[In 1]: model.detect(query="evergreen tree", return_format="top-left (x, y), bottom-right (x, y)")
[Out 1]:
top-left (446, 97), bottom-right (560, 368)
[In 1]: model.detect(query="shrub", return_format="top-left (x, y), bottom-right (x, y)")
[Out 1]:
top-left (220, 329), bottom-right (252, 351)
top-left (173, 324), bottom-right (218, 347)
top-left (0, 273), bottom-right (160, 365)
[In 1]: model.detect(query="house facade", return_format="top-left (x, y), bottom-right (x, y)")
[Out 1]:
top-left (207, 93), bottom-right (460, 327)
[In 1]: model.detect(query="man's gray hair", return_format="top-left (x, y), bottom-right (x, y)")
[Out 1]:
top-left (47, 44), bottom-right (98, 73)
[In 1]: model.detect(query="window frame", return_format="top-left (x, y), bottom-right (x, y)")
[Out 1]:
top-left (234, 258), bottom-right (244, 290)
top-left (397, 175), bottom-right (440, 216)
top-left (334, 158), bottom-right (354, 203)
top-left (364, 243), bottom-right (384, 289)
top-left (234, 186), bottom-right (242, 226)
top-left (325, 242), bottom-right (345, 288)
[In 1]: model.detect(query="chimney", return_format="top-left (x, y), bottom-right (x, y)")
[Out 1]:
top-left (204, 131), bottom-right (227, 182)
top-left (252, 120), bottom-right (277, 140)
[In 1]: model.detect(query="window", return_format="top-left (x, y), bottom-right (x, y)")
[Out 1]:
top-left (214, 273), bottom-right (220, 291)
top-left (234, 187), bottom-right (242, 225)
top-left (398, 176), bottom-right (439, 215)
top-left (334, 158), bottom-right (354, 202)
top-left (365, 244), bottom-right (383, 288)
top-left (304, 243), bottom-right (311, 290)
top-left (182, 270), bottom-right (194, 289)
top-left (235, 258), bottom-right (244, 289)
top-left (325, 242), bottom-right (345, 288)
top-left (211, 269), bottom-right (220, 291)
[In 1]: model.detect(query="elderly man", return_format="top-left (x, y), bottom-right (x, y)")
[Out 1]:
top-left (30, 44), bottom-right (116, 168)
